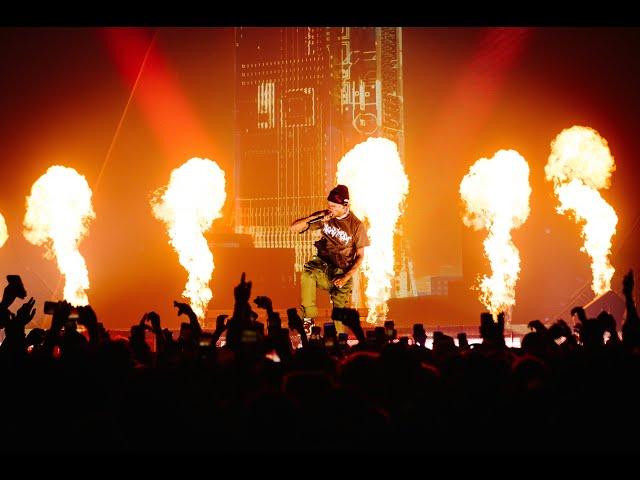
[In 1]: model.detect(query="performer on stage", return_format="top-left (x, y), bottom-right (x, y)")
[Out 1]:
top-left (290, 185), bottom-right (370, 335)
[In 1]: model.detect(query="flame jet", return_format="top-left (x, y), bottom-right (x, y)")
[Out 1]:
top-left (151, 157), bottom-right (226, 321)
top-left (336, 137), bottom-right (409, 324)
top-left (0, 213), bottom-right (7, 248)
top-left (460, 150), bottom-right (531, 317)
top-left (545, 126), bottom-right (618, 295)
top-left (23, 166), bottom-right (96, 306)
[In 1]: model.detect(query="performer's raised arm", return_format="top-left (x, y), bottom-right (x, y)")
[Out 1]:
top-left (290, 209), bottom-right (332, 234)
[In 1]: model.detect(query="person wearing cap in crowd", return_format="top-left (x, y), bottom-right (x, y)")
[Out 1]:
top-left (289, 185), bottom-right (370, 335)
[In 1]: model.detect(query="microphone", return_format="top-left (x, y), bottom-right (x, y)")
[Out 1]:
top-left (308, 210), bottom-right (330, 225)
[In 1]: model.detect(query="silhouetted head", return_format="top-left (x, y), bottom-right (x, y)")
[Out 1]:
top-left (579, 316), bottom-right (607, 348)
top-left (129, 324), bottom-right (146, 343)
top-left (339, 351), bottom-right (382, 399)
top-left (25, 327), bottom-right (46, 347)
top-left (521, 331), bottom-right (549, 357)
top-left (479, 312), bottom-right (505, 346)
top-left (511, 354), bottom-right (549, 392)
top-left (480, 312), bottom-right (495, 339)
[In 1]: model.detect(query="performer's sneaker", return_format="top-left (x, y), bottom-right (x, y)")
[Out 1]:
top-left (303, 317), bottom-right (314, 337)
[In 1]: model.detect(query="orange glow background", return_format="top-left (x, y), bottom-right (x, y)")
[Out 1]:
top-left (0, 27), bottom-right (638, 329)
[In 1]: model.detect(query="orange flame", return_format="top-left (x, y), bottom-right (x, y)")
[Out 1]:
top-left (545, 126), bottom-right (618, 295)
top-left (336, 137), bottom-right (409, 324)
top-left (460, 150), bottom-right (531, 317)
top-left (23, 166), bottom-right (96, 306)
top-left (151, 157), bottom-right (226, 321)
top-left (0, 213), bottom-right (7, 248)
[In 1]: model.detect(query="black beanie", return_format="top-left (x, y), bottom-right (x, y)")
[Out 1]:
top-left (327, 185), bottom-right (349, 205)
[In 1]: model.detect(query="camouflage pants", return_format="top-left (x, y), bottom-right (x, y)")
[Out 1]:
top-left (300, 256), bottom-right (352, 334)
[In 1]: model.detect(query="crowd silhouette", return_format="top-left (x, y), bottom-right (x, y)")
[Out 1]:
top-left (0, 269), bottom-right (639, 453)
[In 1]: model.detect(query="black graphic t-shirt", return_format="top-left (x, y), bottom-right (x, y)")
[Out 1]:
top-left (314, 211), bottom-right (370, 271)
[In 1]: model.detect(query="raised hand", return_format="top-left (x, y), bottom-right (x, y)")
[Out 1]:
top-left (234, 272), bottom-right (252, 305)
top-left (215, 314), bottom-right (228, 332)
top-left (622, 268), bottom-right (640, 348)
top-left (320, 211), bottom-right (333, 222)
top-left (77, 305), bottom-right (98, 329)
top-left (599, 311), bottom-right (619, 339)
top-left (286, 307), bottom-right (308, 347)
top-left (173, 301), bottom-right (196, 319)
top-left (571, 306), bottom-right (587, 324)
top-left (16, 297), bottom-right (36, 326)
top-left (332, 274), bottom-right (349, 289)
top-left (51, 301), bottom-right (72, 333)
top-left (173, 300), bottom-right (201, 337)
top-left (146, 311), bottom-right (161, 332)
top-left (528, 319), bottom-right (547, 333)
top-left (337, 308), bottom-right (365, 342)
top-left (254, 295), bottom-right (273, 313)
top-left (286, 308), bottom-right (303, 333)
top-left (1, 280), bottom-right (24, 309)
top-left (139, 313), bottom-right (156, 333)
top-left (413, 326), bottom-right (427, 347)
top-left (623, 269), bottom-right (634, 297)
